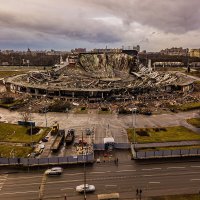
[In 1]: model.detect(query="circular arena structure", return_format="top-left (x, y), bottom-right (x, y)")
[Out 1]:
top-left (4, 52), bottom-right (194, 101)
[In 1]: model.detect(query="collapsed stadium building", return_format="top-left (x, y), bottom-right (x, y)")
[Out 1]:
top-left (4, 51), bottom-right (194, 102)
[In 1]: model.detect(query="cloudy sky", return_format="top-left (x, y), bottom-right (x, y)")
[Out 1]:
top-left (0, 0), bottom-right (200, 51)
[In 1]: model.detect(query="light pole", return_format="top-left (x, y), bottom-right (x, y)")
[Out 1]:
top-left (28, 106), bottom-right (33, 146)
top-left (44, 107), bottom-right (47, 128)
top-left (82, 131), bottom-right (87, 200)
top-left (43, 95), bottom-right (48, 128)
top-left (132, 108), bottom-right (137, 147)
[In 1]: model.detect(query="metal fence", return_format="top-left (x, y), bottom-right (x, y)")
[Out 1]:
top-left (0, 153), bottom-right (94, 166)
top-left (135, 148), bottom-right (200, 159)
top-left (114, 143), bottom-right (130, 149)
top-left (94, 143), bottom-right (130, 150)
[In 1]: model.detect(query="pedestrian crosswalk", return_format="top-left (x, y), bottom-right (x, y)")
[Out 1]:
top-left (0, 174), bottom-right (8, 191)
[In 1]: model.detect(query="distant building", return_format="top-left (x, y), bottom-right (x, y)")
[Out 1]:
top-left (71, 48), bottom-right (86, 53)
top-left (190, 49), bottom-right (200, 58)
top-left (122, 45), bottom-right (140, 52)
top-left (160, 47), bottom-right (188, 56)
top-left (91, 48), bottom-right (121, 53)
top-left (1, 62), bottom-right (9, 66)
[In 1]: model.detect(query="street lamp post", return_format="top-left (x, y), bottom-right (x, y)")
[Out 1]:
top-left (43, 95), bottom-right (48, 128)
top-left (132, 108), bottom-right (137, 148)
top-left (82, 131), bottom-right (87, 200)
top-left (45, 107), bottom-right (47, 128)
top-left (28, 106), bottom-right (33, 146)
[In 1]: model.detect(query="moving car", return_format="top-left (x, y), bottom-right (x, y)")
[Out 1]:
top-left (45, 167), bottom-right (63, 175)
top-left (76, 184), bottom-right (95, 193)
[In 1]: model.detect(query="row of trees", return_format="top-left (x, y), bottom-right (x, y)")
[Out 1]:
top-left (0, 53), bottom-right (68, 66)
top-left (139, 53), bottom-right (200, 66)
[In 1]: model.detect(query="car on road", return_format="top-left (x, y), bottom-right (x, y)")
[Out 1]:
top-left (76, 184), bottom-right (95, 193)
top-left (45, 167), bottom-right (63, 175)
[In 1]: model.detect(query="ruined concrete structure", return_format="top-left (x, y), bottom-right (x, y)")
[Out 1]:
top-left (4, 52), bottom-right (194, 101)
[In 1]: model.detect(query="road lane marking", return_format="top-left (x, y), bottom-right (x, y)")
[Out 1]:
top-left (60, 187), bottom-right (74, 191)
top-left (105, 185), bottom-right (117, 187)
top-left (143, 175), bottom-right (153, 177)
top-left (191, 179), bottom-right (200, 181)
top-left (90, 172), bottom-right (106, 174)
top-left (116, 170), bottom-right (136, 172)
top-left (142, 168), bottom-right (161, 171)
top-left (191, 165), bottom-right (200, 168)
top-left (0, 174), bottom-right (8, 191)
top-left (149, 182), bottom-right (160, 184)
top-left (67, 173), bottom-right (83, 176)
top-left (0, 190), bottom-right (38, 196)
top-left (152, 168), bottom-right (162, 170)
top-left (167, 167), bottom-right (185, 169)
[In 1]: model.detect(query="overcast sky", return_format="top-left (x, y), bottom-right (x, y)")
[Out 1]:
top-left (0, 0), bottom-right (200, 51)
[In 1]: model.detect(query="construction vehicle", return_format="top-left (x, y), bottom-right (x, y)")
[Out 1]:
top-left (51, 122), bottom-right (59, 135)
top-left (51, 130), bottom-right (64, 152)
top-left (65, 129), bottom-right (75, 145)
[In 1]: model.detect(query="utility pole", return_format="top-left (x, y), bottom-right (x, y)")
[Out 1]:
top-left (132, 108), bottom-right (137, 148)
top-left (82, 131), bottom-right (86, 200)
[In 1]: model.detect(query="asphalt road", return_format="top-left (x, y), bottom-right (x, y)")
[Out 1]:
top-left (1, 158), bottom-right (200, 200)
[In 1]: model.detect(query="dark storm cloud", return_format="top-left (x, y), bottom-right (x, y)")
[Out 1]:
top-left (0, 13), bottom-right (122, 43)
top-left (1, 0), bottom-right (200, 50)
top-left (85, 0), bottom-right (200, 34)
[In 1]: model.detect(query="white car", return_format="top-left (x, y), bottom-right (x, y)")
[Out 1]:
top-left (45, 167), bottom-right (63, 175)
top-left (76, 184), bottom-right (95, 193)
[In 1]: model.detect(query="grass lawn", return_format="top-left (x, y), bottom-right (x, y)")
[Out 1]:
top-left (0, 122), bottom-right (49, 143)
top-left (0, 71), bottom-right (26, 78)
top-left (0, 99), bottom-right (24, 109)
top-left (127, 126), bottom-right (200, 143)
top-left (98, 110), bottom-right (112, 114)
top-left (149, 194), bottom-right (200, 200)
top-left (171, 102), bottom-right (200, 111)
top-left (187, 118), bottom-right (200, 128)
top-left (0, 144), bottom-right (33, 158)
top-left (75, 108), bottom-right (88, 114)
top-left (186, 71), bottom-right (200, 78)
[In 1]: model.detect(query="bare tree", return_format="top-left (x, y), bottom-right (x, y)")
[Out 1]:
top-left (20, 110), bottom-right (32, 122)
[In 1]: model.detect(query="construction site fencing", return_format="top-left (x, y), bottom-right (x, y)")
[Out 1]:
top-left (94, 143), bottom-right (130, 150)
top-left (135, 148), bottom-right (200, 159)
top-left (0, 153), bottom-right (94, 166)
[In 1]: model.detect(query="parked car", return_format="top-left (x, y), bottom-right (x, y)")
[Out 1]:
top-left (45, 167), bottom-right (63, 175)
top-left (76, 184), bottom-right (95, 193)
top-left (85, 128), bottom-right (92, 135)
top-left (39, 144), bottom-right (45, 149)
top-left (42, 137), bottom-right (48, 142)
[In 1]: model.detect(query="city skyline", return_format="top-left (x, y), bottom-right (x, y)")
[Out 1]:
top-left (0, 0), bottom-right (200, 51)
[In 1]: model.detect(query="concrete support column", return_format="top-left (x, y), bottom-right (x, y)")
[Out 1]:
top-left (35, 89), bottom-right (39, 95)
top-left (27, 88), bottom-right (31, 93)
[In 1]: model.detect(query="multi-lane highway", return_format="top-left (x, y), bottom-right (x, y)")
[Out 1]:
top-left (1, 158), bottom-right (200, 200)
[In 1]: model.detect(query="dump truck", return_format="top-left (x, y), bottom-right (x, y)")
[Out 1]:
top-left (51, 130), bottom-right (65, 152)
